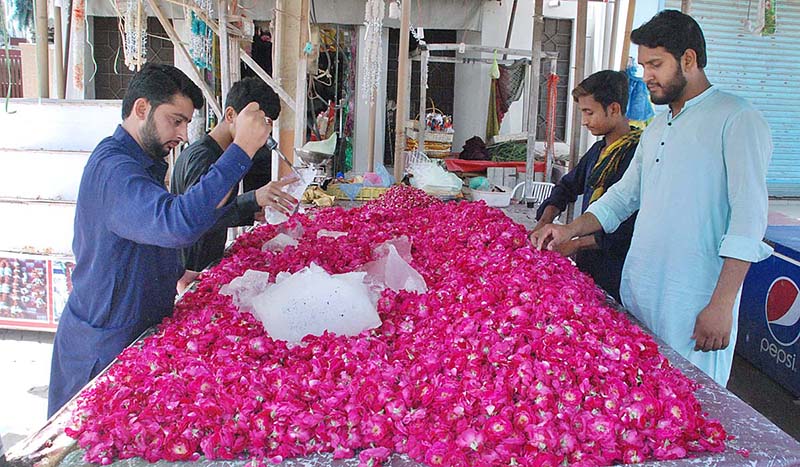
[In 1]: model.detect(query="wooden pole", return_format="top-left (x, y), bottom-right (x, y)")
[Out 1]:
top-left (393, 0), bottom-right (412, 182)
top-left (164, 2), bottom-right (294, 110)
top-left (608, 0), bottom-right (623, 71)
top-left (502, 0), bottom-right (519, 60)
top-left (63, 0), bottom-right (71, 76)
top-left (681, 0), bottom-right (692, 14)
top-left (294, 0), bottom-right (309, 150)
top-left (367, 94), bottom-right (377, 171)
top-left (54, 4), bottom-right (65, 99)
top-left (566, 0), bottom-right (588, 221)
top-left (619, 0), bottom-right (636, 71)
top-left (217, 0), bottom-right (231, 104)
top-left (418, 48), bottom-right (428, 151)
top-left (65, 0), bottom-right (85, 98)
top-left (34, 0), bottom-right (49, 98)
top-left (240, 49), bottom-right (296, 110)
top-left (147, 0), bottom-right (222, 118)
top-left (524, 0), bottom-right (543, 200)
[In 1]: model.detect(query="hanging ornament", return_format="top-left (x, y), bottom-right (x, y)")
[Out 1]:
top-left (388, 0), bottom-right (400, 20)
top-left (120, 0), bottom-right (147, 71)
top-left (187, 0), bottom-right (213, 70)
top-left (360, 0), bottom-right (385, 103)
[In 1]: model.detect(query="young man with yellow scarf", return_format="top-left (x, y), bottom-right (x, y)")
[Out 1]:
top-left (532, 70), bottom-right (641, 301)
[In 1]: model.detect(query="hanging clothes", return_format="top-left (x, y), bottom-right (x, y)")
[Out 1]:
top-left (486, 58), bottom-right (528, 140)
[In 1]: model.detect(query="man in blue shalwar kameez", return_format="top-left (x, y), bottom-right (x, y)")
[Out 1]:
top-left (532, 10), bottom-right (773, 387)
top-left (48, 64), bottom-right (273, 416)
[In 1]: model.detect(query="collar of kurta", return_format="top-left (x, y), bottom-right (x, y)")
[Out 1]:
top-left (112, 125), bottom-right (169, 183)
top-left (670, 85), bottom-right (718, 120)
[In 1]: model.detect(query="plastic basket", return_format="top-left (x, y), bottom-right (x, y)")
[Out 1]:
top-left (326, 184), bottom-right (390, 201)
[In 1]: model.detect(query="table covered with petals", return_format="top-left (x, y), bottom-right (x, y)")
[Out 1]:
top-left (4, 194), bottom-right (800, 467)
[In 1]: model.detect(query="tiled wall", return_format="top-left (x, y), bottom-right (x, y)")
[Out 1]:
top-left (93, 17), bottom-right (174, 100)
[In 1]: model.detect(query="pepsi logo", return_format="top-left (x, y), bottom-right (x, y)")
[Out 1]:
top-left (765, 277), bottom-right (800, 346)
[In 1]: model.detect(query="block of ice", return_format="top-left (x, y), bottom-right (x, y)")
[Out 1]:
top-left (250, 263), bottom-right (381, 342)
top-left (219, 269), bottom-right (271, 311)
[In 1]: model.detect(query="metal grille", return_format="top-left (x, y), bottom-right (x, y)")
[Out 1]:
top-left (666, 0), bottom-right (800, 196)
top-left (536, 18), bottom-right (572, 142)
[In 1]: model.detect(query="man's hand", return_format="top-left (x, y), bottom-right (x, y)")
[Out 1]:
top-left (530, 223), bottom-right (574, 251)
top-left (692, 302), bottom-right (734, 352)
top-left (691, 258), bottom-right (751, 352)
top-left (255, 177), bottom-right (299, 215)
top-left (531, 205), bottom-right (561, 234)
top-left (233, 102), bottom-right (270, 158)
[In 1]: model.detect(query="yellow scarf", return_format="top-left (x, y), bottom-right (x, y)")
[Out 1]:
top-left (588, 128), bottom-right (642, 203)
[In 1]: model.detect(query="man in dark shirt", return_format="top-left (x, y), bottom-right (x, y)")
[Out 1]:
top-left (48, 64), bottom-right (271, 416)
top-left (531, 70), bottom-right (641, 301)
top-left (171, 77), bottom-right (298, 292)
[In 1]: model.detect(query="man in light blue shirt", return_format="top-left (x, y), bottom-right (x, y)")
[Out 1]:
top-left (531, 10), bottom-right (772, 386)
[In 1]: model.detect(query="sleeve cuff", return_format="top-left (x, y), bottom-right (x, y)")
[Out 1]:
top-left (719, 234), bottom-right (773, 263)
top-left (586, 203), bottom-right (622, 234)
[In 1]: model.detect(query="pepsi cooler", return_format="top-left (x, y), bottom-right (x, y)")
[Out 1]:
top-left (738, 225), bottom-right (800, 398)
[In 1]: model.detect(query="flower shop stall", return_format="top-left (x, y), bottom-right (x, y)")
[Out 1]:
top-left (5, 187), bottom-right (800, 467)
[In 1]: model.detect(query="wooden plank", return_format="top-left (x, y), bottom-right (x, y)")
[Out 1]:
top-left (34, 0), bottom-right (49, 97)
top-left (524, 0), bottom-right (544, 199)
top-left (566, 0), bottom-right (588, 221)
top-left (54, 5), bottom-right (65, 99)
top-left (240, 50), bottom-right (296, 111)
top-left (147, 0), bottom-right (222, 119)
top-left (619, 0), bottom-right (637, 71)
top-left (217, 0), bottom-right (231, 104)
top-left (418, 49), bottom-right (428, 149)
top-left (393, 0), bottom-right (412, 181)
top-left (294, 0), bottom-right (310, 150)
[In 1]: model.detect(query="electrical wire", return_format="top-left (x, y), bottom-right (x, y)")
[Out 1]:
top-left (85, 14), bottom-right (98, 82)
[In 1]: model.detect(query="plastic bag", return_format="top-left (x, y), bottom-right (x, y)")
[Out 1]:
top-left (627, 65), bottom-right (655, 123)
top-left (265, 167), bottom-right (317, 225)
top-left (219, 270), bottom-right (271, 311)
top-left (250, 263), bottom-right (381, 343)
top-left (409, 163), bottom-right (462, 193)
top-left (261, 223), bottom-right (304, 251)
top-left (317, 229), bottom-right (348, 239)
top-left (338, 183), bottom-right (363, 201)
top-left (376, 163), bottom-right (396, 186)
top-left (261, 233), bottom-right (299, 252)
top-left (358, 237), bottom-right (427, 294)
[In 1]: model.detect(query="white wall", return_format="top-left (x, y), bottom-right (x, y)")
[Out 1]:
top-left (0, 99), bottom-right (120, 151)
top-left (452, 29), bottom-right (486, 152)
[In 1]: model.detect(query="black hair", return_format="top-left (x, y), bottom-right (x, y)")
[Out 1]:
top-left (121, 64), bottom-right (204, 119)
top-left (224, 77), bottom-right (282, 120)
top-left (571, 70), bottom-right (629, 113)
top-left (631, 9), bottom-right (707, 68)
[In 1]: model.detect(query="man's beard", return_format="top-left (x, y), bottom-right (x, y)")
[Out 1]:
top-left (140, 115), bottom-right (170, 159)
top-left (650, 68), bottom-right (688, 106)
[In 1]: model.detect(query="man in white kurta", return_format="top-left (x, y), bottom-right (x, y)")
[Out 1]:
top-left (585, 85), bottom-right (772, 386)
top-left (531, 10), bottom-right (773, 386)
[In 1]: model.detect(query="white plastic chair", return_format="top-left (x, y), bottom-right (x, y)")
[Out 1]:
top-left (512, 181), bottom-right (555, 208)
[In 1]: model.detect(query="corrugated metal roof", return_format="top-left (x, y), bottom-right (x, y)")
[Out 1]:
top-left (663, 0), bottom-right (800, 196)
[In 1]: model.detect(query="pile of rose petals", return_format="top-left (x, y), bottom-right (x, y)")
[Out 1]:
top-left (66, 186), bottom-right (726, 466)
